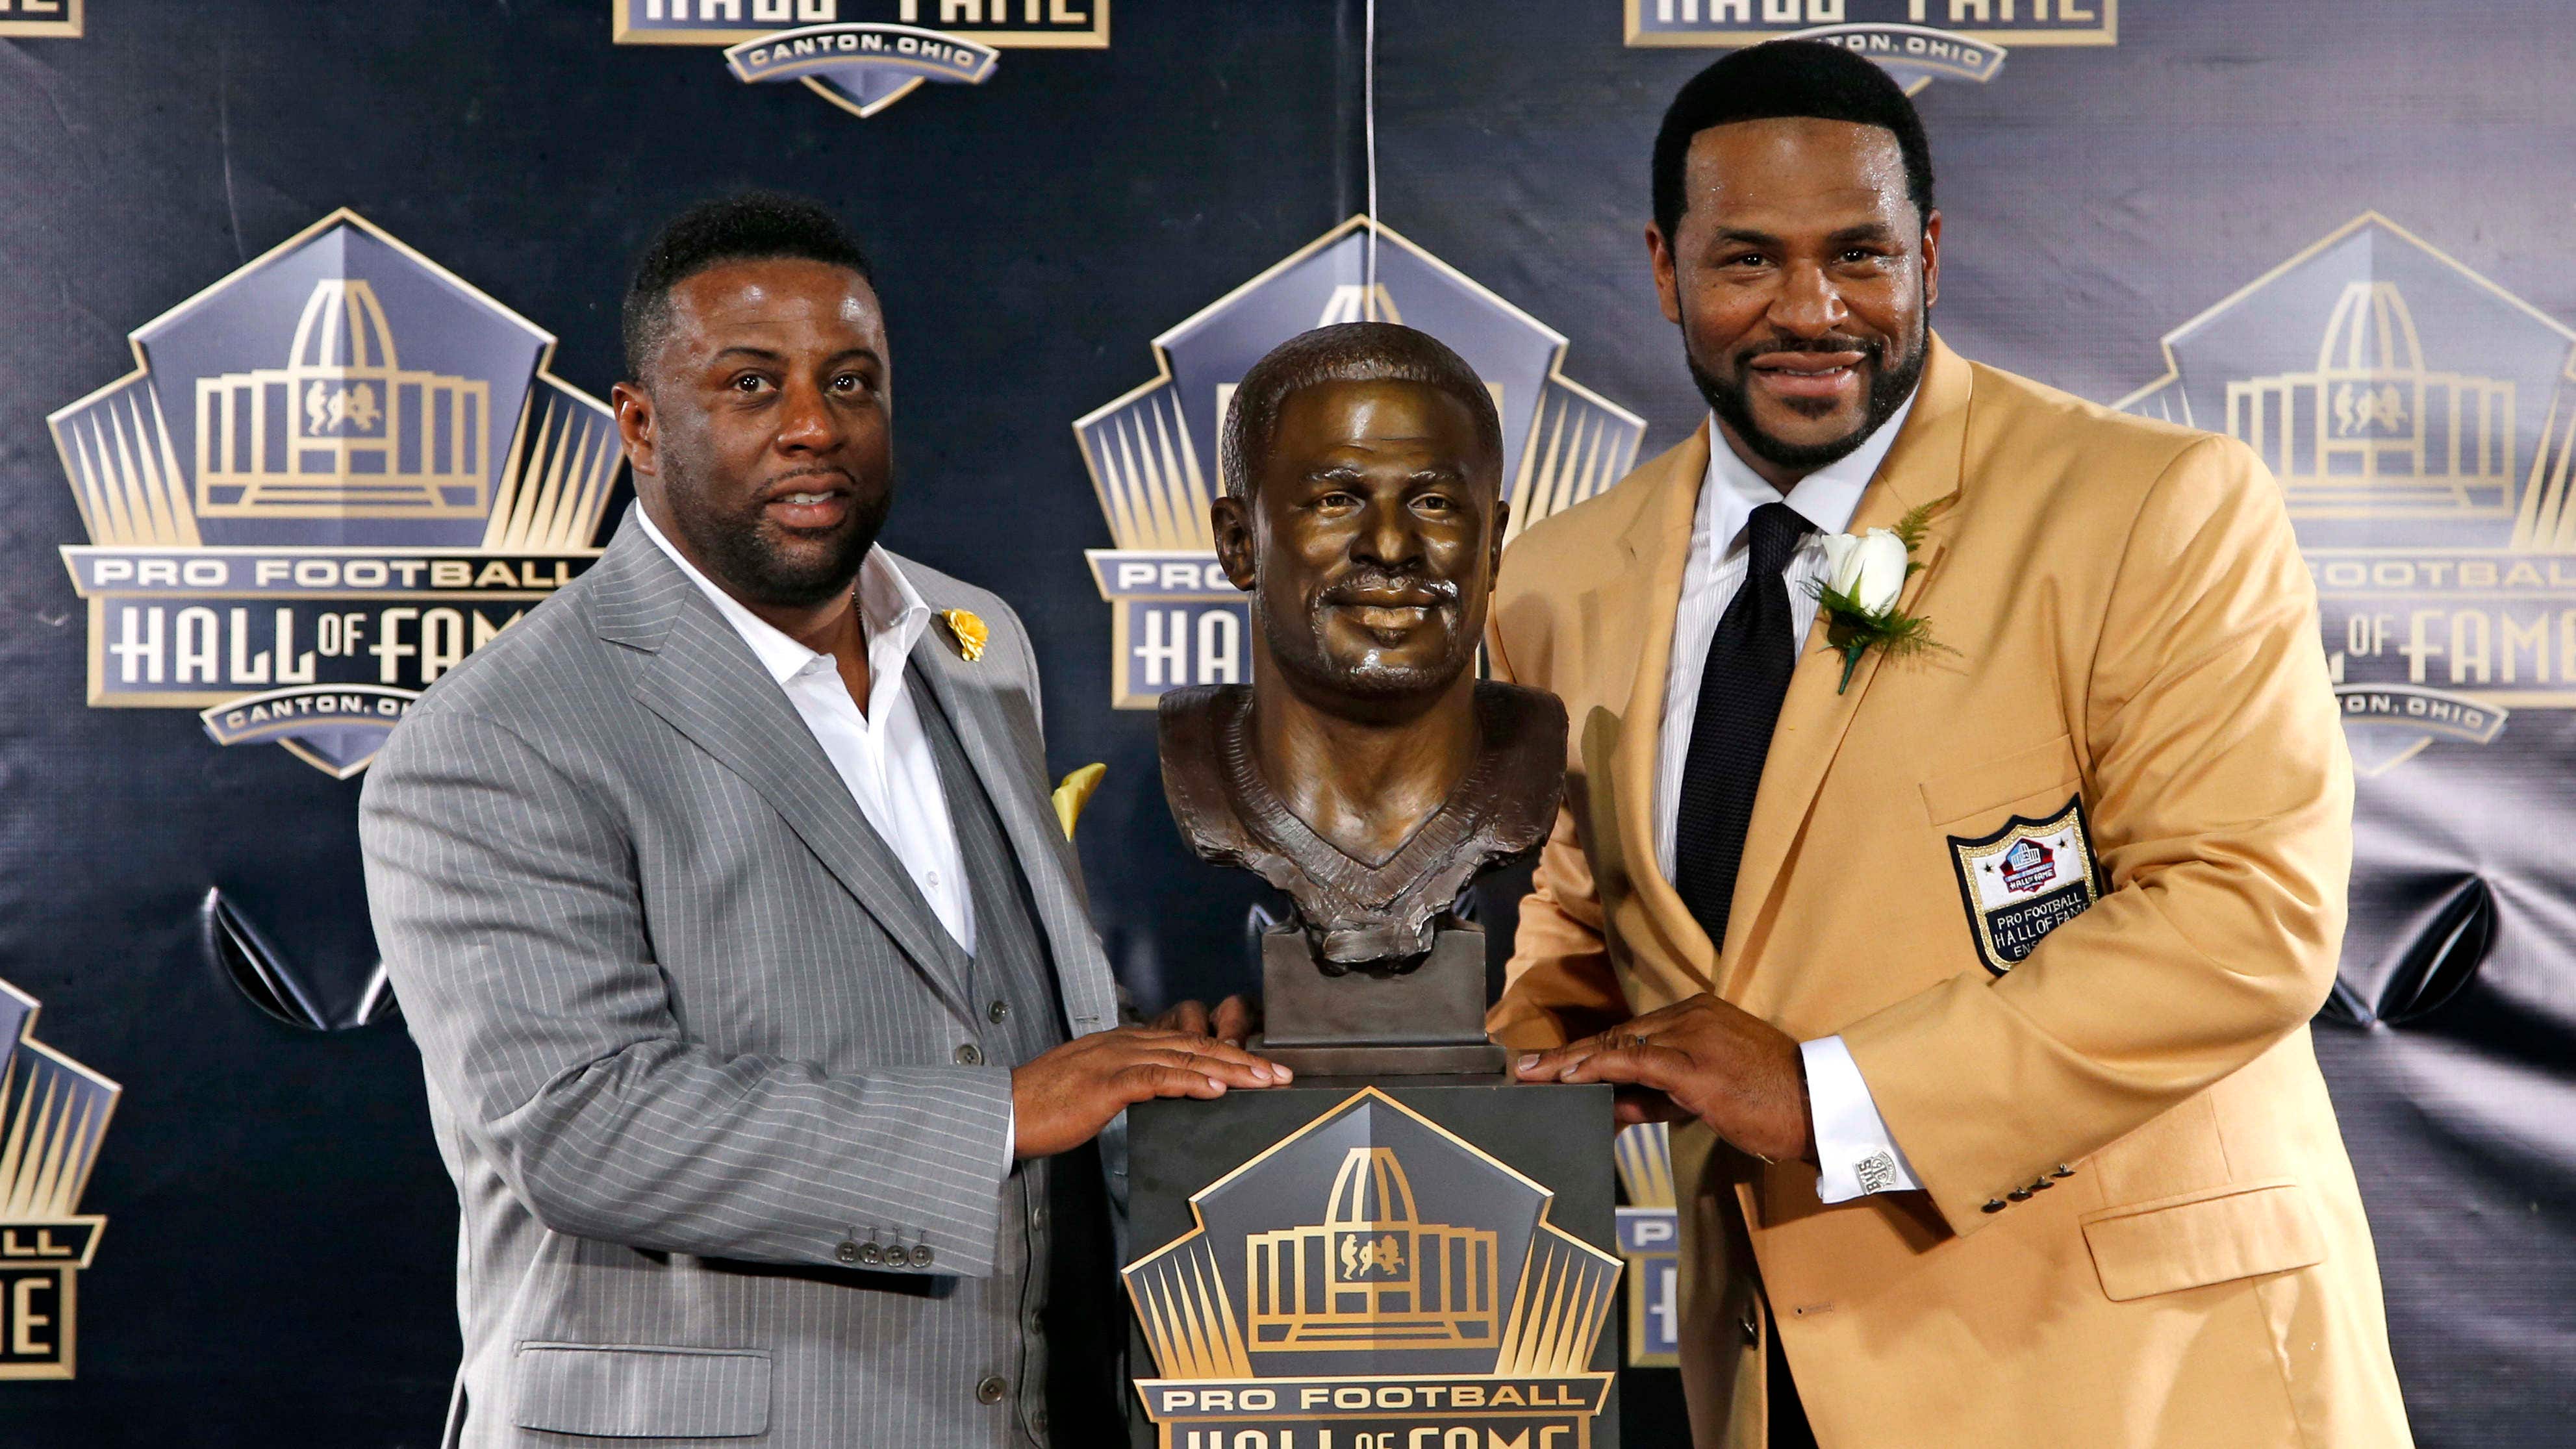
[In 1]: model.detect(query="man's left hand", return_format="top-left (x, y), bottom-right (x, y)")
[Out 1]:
top-left (1513, 992), bottom-right (1815, 1165)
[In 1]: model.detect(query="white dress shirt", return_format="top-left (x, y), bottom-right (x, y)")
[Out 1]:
top-left (1653, 401), bottom-right (1925, 1205)
top-left (638, 509), bottom-right (977, 958)
top-left (638, 509), bottom-right (976, 956)
top-left (639, 510), bottom-right (1013, 1164)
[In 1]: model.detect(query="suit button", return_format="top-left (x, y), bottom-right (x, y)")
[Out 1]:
top-left (835, 1241), bottom-right (859, 1265)
top-left (955, 1043), bottom-right (984, 1066)
top-left (858, 1242), bottom-right (884, 1265)
top-left (910, 1244), bottom-right (935, 1268)
top-left (1029, 1203), bottom-right (1047, 1230)
top-left (1026, 1309), bottom-right (1045, 1335)
top-left (1982, 1199), bottom-right (2007, 1213)
top-left (977, 1375), bottom-right (1008, 1404)
top-left (989, 1000), bottom-right (1010, 1024)
top-left (1030, 1407), bottom-right (1049, 1435)
top-left (2007, 1188), bottom-right (2034, 1202)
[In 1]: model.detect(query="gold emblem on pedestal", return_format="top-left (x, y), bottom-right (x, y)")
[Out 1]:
top-left (1246, 1146), bottom-right (1501, 1351)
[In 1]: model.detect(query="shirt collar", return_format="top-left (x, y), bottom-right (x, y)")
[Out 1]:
top-left (635, 504), bottom-right (933, 690)
top-left (1697, 384), bottom-right (1920, 548)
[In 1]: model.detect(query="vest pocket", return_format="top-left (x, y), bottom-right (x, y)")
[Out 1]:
top-left (2078, 1178), bottom-right (2326, 1302)
top-left (512, 1342), bottom-right (772, 1438)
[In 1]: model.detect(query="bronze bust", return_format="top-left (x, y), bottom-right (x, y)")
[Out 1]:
top-left (1157, 321), bottom-right (1565, 1070)
top-left (1161, 683), bottom-right (1561, 966)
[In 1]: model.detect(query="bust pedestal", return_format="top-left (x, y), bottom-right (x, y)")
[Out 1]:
top-left (1251, 924), bottom-right (1508, 1077)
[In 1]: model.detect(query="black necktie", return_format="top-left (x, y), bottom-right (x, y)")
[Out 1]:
top-left (1673, 501), bottom-right (1810, 950)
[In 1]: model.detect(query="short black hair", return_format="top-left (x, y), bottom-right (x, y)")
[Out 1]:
top-left (1651, 40), bottom-right (1935, 243)
top-left (1221, 322), bottom-right (1505, 501)
top-left (622, 191), bottom-right (876, 382)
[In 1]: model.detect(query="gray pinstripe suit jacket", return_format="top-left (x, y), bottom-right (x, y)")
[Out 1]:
top-left (360, 512), bottom-right (1121, 1448)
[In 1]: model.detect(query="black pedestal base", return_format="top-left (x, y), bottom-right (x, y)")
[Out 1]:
top-left (1251, 1039), bottom-right (1510, 1076)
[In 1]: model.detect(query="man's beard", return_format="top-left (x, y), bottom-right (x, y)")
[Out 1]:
top-left (661, 466), bottom-right (887, 609)
top-left (1689, 322), bottom-right (1927, 475)
top-left (1261, 567), bottom-right (1471, 701)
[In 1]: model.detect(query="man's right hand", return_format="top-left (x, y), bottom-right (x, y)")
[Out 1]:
top-left (1011, 1027), bottom-right (1291, 1159)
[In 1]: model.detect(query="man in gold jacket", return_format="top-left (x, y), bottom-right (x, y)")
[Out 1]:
top-left (1495, 42), bottom-right (2412, 1448)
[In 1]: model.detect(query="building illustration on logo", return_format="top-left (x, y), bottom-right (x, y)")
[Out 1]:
top-left (2118, 213), bottom-right (2576, 775)
top-left (1076, 216), bottom-right (1646, 709)
top-left (1246, 1146), bottom-right (1504, 1352)
top-left (612, 1), bottom-right (1104, 119)
top-left (0, 979), bottom-right (118, 1381)
top-left (2000, 837), bottom-right (2056, 894)
top-left (197, 279), bottom-right (496, 520)
top-left (1126, 1089), bottom-right (1622, 1446)
top-left (49, 210), bottom-right (623, 779)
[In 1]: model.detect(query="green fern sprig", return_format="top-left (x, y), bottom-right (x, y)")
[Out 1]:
top-left (1890, 501), bottom-right (1936, 555)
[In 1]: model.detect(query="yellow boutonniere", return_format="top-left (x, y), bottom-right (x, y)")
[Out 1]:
top-left (940, 608), bottom-right (989, 662)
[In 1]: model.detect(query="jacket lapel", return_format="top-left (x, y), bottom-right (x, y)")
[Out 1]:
top-left (905, 609), bottom-right (1120, 1039)
top-left (1604, 422), bottom-right (1726, 983)
top-left (592, 518), bottom-right (979, 1019)
top-left (1719, 336), bottom-right (1973, 992)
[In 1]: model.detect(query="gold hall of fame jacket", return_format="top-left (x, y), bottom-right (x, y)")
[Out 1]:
top-left (1485, 336), bottom-right (2412, 1448)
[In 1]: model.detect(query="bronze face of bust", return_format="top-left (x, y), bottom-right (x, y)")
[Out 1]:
top-left (1159, 322), bottom-right (1566, 968)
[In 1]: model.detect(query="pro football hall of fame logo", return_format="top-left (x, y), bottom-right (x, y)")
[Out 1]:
top-left (49, 210), bottom-right (622, 778)
top-left (0, 979), bottom-right (118, 1380)
top-left (1623, 0), bottom-right (2133, 94)
top-left (1078, 216), bottom-right (1646, 709)
top-left (2119, 214), bottom-right (2576, 776)
top-left (1126, 1089), bottom-right (1624, 1448)
top-left (612, 0), bottom-right (1107, 120)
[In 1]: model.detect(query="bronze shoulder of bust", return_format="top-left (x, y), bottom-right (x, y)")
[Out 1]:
top-left (1159, 679), bottom-right (1566, 967)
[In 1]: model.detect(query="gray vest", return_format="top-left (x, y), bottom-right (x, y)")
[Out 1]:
top-left (913, 668), bottom-right (1120, 1446)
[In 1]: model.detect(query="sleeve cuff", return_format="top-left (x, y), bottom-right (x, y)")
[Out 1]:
top-left (1802, 1034), bottom-right (1922, 1204)
top-left (1002, 1103), bottom-right (1016, 1171)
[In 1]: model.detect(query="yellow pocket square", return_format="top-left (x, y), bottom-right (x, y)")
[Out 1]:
top-left (1052, 763), bottom-right (1106, 840)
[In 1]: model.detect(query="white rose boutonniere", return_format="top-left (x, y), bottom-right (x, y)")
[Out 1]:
top-left (1806, 503), bottom-right (1948, 693)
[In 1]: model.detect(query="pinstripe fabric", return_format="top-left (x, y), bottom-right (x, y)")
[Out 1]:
top-left (360, 512), bottom-right (1120, 1448)
top-left (915, 671), bottom-right (1105, 1444)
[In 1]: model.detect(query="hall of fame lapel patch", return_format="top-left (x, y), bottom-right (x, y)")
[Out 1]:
top-left (1948, 796), bottom-right (2102, 976)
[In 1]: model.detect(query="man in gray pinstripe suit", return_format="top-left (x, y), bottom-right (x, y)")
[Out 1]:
top-left (360, 194), bottom-right (1283, 1448)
